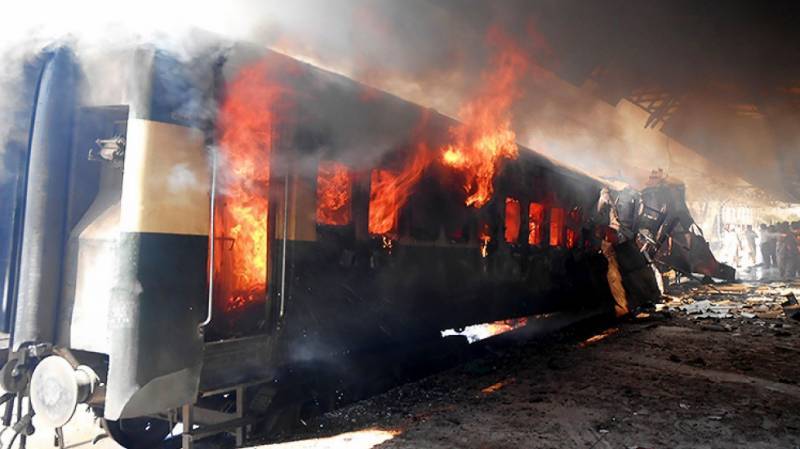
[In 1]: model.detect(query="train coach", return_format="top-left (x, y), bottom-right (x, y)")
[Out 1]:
top-left (0, 39), bottom-right (661, 448)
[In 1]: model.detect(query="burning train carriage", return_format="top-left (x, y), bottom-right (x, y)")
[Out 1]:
top-left (0, 42), bottom-right (656, 447)
top-left (272, 121), bottom-right (616, 349)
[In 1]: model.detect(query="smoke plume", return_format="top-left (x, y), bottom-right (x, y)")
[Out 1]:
top-left (1, 0), bottom-right (796, 202)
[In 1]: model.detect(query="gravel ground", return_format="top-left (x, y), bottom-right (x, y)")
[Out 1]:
top-left (251, 280), bottom-right (800, 449)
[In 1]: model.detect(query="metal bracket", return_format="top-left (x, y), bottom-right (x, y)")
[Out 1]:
top-left (181, 386), bottom-right (248, 449)
top-left (88, 137), bottom-right (126, 168)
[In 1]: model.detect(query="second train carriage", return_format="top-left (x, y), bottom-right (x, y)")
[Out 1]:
top-left (0, 39), bottom-right (661, 447)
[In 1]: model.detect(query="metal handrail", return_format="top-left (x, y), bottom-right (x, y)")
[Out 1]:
top-left (200, 148), bottom-right (217, 328)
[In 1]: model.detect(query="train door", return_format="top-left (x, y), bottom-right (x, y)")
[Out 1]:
top-left (209, 127), bottom-right (277, 339)
top-left (208, 130), bottom-right (319, 340)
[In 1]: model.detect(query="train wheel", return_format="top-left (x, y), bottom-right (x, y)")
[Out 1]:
top-left (101, 417), bottom-right (173, 449)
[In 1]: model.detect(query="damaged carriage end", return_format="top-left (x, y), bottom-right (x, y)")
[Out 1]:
top-left (1, 46), bottom-right (215, 433)
top-left (638, 177), bottom-right (736, 283)
top-left (595, 186), bottom-right (663, 317)
top-left (0, 47), bottom-right (112, 438)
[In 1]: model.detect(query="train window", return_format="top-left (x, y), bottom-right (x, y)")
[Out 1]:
top-left (316, 161), bottom-right (352, 226)
top-left (566, 227), bottom-right (576, 249)
top-left (528, 203), bottom-right (544, 246)
top-left (566, 207), bottom-right (581, 249)
top-left (549, 207), bottom-right (565, 247)
top-left (444, 201), bottom-right (470, 243)
top-left (368, 169), bottom-right (399, 235)
top-left (446, 224), bottom-right (469, 243)
top-left (408, 177), bottom-right (441, 241)
top-left (504, 197), bottom-right (521, 244)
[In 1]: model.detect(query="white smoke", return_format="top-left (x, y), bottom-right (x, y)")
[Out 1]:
top-left (0, 0), bottom-right (508, 195)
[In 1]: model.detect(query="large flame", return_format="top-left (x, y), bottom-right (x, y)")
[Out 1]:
top-left (217, 60), bottom-right (280, 311)
top-left (441, 29), bottom-right (528, 208)
top-left (317, 161), bottom-right (352, 226)
top-left (368, 145), bottom-right (429, 236)
top-left (366, 30), bottom-right (528, 238)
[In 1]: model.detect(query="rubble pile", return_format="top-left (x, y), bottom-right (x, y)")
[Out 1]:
top-left (661, 281), bottom-right (800, 322)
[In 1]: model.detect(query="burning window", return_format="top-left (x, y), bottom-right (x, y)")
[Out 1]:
top-left (528, 203), bottom-right (544, 246)
top-left (367, 149), bottom-right (428, 237)
top-left (566, 207), bottom-right (581, 249)
top-left (566, 228), bottom-right (577, 249)
top-left (214, 59), bottom-right (276, 315)
top-left (444, 204), bottom-right (470, 243)
top-left (446, 225), bottom-right (468, 243)
top-left (409, 184), bottom-right (441, 241)
top-left (549, 207), bottom-right (565, 247)
top-left (369, 169), bottom-right (399, 236)
top-left (504, 197), bottom-right (521, 244)
top-left (316, 161), bottom-right (352, 226)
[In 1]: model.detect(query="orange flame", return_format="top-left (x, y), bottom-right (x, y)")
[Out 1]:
top-left (479, 222), bottom-right (492, 258)
top-left (566, 207), bottom-right (581, 249)
top-left (578, 328), bottom-right (619, 348)
top-left (441, 29), bottom-right (528, 208)
top-left (316, 161), bottom-right (352, 226)
top-left (482, 318), bottom-right (528, 339)
top-left (481, 377), bottom-right (516, 395)
top-left (217, 60), bottom-right (280, 311)
top-left (566, 228), bottom-right (577, 249)
top-left (504, 197), bottom-right (521, 243)
top-left (442, 317), bottom-right (528, 343)
top-left (528, 203), bottom-right (544, 246)
top-left (549, 207), bottom-right (565, 247)
top-left (368, 145), bottom-right (429, 236)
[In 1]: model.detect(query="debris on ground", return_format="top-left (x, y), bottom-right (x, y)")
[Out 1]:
top-left (783, 293), bottom-right (800, 320)
top-left (663, 281), bottom-right (800, 322)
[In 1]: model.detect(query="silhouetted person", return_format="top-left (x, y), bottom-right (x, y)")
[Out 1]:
top-left (743, 225), bottom-right (757, 266)
top-left (759, 224), bottom-right (772, 267)
top-left (721, 224), bottom-right (741, 267)
top-left (776, 222), bottom-right (799, 278)
top-left (793, 221), bottom-right (800, 277)
top-left (766, 224), bottom-right (778, 268)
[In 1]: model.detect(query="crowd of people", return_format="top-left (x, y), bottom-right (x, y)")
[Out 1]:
top-left (719, 221), bottom-right (800, 279)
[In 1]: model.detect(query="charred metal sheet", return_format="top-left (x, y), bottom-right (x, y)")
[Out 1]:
top-left (639, 179), bottom-right (735, 281)
top-left (200, 335), bottom-right (274, 392)
top-left (614, 240), bottom-right (663, 310)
